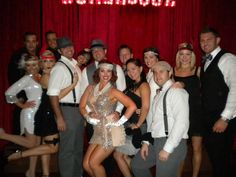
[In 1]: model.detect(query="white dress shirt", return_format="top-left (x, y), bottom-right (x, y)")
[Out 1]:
top-left (146, 69), bottom-right (160, 131)
top-left (151, 80), bottom-right (189, 153)
top-left (80, 61), bottom-right (126, 113)
top-left (204, 47), bottom-right (236, 120)
top-left (47, 56), bottom-right (82, 103)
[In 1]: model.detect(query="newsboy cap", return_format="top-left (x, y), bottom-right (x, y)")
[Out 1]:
top-left (57, 37), bottom-right (73, 49)
top-left (90, 39), bottom-right (107, 50)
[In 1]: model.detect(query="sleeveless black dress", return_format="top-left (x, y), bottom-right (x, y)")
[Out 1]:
top-left (123, 90), bottom-right (142, 124)
top-left (174, 68), bottom-right (204, 136)
top-left (34, 88), bottom-right (58, 136)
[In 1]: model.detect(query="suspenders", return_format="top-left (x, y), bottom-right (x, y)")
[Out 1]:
top-left (58, 60), bottom-right (76, 103)
top-left (163, 88), bottom-right (171, 137)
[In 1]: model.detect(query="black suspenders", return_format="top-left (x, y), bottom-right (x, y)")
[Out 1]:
top-left (58, 60), bottom-right (76, 103)
top-left (163, 88), bottom-right (170, 137)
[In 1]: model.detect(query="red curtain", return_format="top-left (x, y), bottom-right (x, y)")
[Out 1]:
top-left (1, 0), bottom-right (236, 149)
top-left (0, 0), bottom-right (41, 149)
top-left (42, 0), bottom-right (202, 65)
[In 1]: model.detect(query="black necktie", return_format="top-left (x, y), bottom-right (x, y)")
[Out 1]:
top-left (202, 54), bottom-right (213, 63)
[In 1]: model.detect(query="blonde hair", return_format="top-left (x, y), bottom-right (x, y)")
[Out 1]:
top-left (18, 54), bottom-right (39, 69)
top-left (175, 49), bottom-right (196, 70)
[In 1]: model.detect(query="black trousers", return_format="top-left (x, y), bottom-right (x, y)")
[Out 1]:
top-left (204, 118), bottom-right (236, 177)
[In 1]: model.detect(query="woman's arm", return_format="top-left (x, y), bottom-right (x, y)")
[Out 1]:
top-left (135, 83), bottom-right (150, 128)
top-left (112, 88), bottom-right (137, 121)
top-left (58, 72), bottom-right (78, 100)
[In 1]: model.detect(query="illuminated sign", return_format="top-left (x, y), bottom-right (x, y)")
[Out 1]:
top-left (61, 0), bottom-right (176, 7)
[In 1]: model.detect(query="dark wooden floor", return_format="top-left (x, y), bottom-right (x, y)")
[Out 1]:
top-left (1, 144), bottom-right (236, 177)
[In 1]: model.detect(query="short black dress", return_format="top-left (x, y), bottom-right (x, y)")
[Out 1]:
top-left (34, 88), bottom-right (58, 136)
top-left (174, 68), bottom-right (204, 137)
top-left (116, 89), bottom-right (147, 155)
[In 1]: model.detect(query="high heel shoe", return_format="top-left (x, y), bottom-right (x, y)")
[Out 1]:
top-left (7, 149), bottom-right (22, 161)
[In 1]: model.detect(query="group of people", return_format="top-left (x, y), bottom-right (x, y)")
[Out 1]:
top-left (0, 26), bottom-right (236, 177)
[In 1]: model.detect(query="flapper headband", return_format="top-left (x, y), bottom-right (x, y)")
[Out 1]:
top-left (144, 51), bottom-right (159, 56)
top-left (98, 63), bottom-right (113, 70)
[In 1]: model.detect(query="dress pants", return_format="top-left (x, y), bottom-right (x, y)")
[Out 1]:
top-left (204, 118), bottom-right (236, 177)
top-left (131, 138), bottom-right (187, 177)
top-left (59, 106), bottom-right (84, 177)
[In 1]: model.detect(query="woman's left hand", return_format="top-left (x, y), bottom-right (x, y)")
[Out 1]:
top-left (130, 123), bottom-right (139, 129)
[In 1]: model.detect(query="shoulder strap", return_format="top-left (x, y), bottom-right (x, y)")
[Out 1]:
top-left (58, 60), bottom-right (76, 103)
top-left (163, 87), bottom-right (171, 137)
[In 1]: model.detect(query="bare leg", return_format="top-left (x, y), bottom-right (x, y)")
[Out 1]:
top-left (83, 144), bottom-right (97, 177)
top-left (8, 134), bottom-right (59, 160)
top-left (0, 129), bottom-right (38, 148)
top-left (114, 151), bottom-right (133, 177)
top-left (41, 134), bottom-right (59, 177)
top-left (177, 161), bottom-right (184, 177)
top-left (192, 136), bottom-right (202, 177)
top-left (25, 156), bottom-right (38, 177)
top-left (89, 145), bottom-right (114, 177)
top-left (25, 134), bottom-right (40, 177)
top-left (41, 154), bottom-right (50, 176)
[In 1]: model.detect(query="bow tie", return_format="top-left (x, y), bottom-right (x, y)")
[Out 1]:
top-left (202, 54), bottom-right (213, 63)
top-left (156, 87), bottom-right (162, 94)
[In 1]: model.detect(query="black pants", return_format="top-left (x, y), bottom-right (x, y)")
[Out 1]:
top-left (204, 118), bottom-right (236, 177)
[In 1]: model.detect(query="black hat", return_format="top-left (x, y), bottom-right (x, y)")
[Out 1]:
top-left (90, 39), bottom-right (107, 50)
top-left (57, 37), bottom-right (73, 49)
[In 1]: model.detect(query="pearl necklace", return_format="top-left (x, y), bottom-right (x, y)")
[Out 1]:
top-left (93, 82), bottom-right (112, 98)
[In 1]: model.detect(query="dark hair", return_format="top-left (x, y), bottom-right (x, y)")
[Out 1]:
top-left (78, 49), bottom-right (91, 60)
top-left (118, 44), bottom-right (133, 56)
top-left (93, 60), bottom-right (117, 85)
top-left (24, 32), bottom-right (37, 41)
top-left (125, 58), bottom-right (147, 92)
top-left (45, 30), bottom-right (57, 39)
top-left (200, 26), bottom-right (220, 37)
top-left (143, 47), bottom-right (160, 58)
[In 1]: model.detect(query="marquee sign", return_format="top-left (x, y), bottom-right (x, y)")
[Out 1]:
top-left (61, 0), bottom-right (176, 7)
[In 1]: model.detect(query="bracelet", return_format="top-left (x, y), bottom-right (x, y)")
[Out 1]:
top-left (141, 140), bottom-right (150, 146)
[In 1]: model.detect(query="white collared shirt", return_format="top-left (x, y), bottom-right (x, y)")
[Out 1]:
top-left (47, 56), bottom-right (82, 103)
top-left (151, 80), bottom-right (189, 153)
top-left (146, 69), bottom-right (160, 132)
top-left (204, 47), bottom-right (236, 120)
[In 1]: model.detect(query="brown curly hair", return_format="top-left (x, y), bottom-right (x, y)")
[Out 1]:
top-left (93, 60), bottom-right (117, 85)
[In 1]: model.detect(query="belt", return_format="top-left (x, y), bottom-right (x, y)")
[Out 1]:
top-left (59, 103), bottom-right (79, 107)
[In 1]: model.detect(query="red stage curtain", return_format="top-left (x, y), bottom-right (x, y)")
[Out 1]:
top-left (0, 0), bottom-right (41, 149)
top-left (42, 0), bottom-right (202, 65)
top-left (1, 0), bottom-right (236, 149)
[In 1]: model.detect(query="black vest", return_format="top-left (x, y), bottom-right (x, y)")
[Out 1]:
top-left (200, 50), bottom-right (228, 120)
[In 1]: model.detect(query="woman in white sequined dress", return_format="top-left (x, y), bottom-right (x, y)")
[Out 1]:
top-left (0, 54), bottom-right (41, 177)
top-left (80, 61), bottom-right (136, 177)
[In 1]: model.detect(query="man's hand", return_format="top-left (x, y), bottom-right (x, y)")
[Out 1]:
top-left (140, 143), bottom-right (149, 160)
top-left (159, 149), bottom-right (170, 161)
top-left (57, 117), bottom-right (66, 132)
top-left (213, 118), bottom-right (228, 133)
